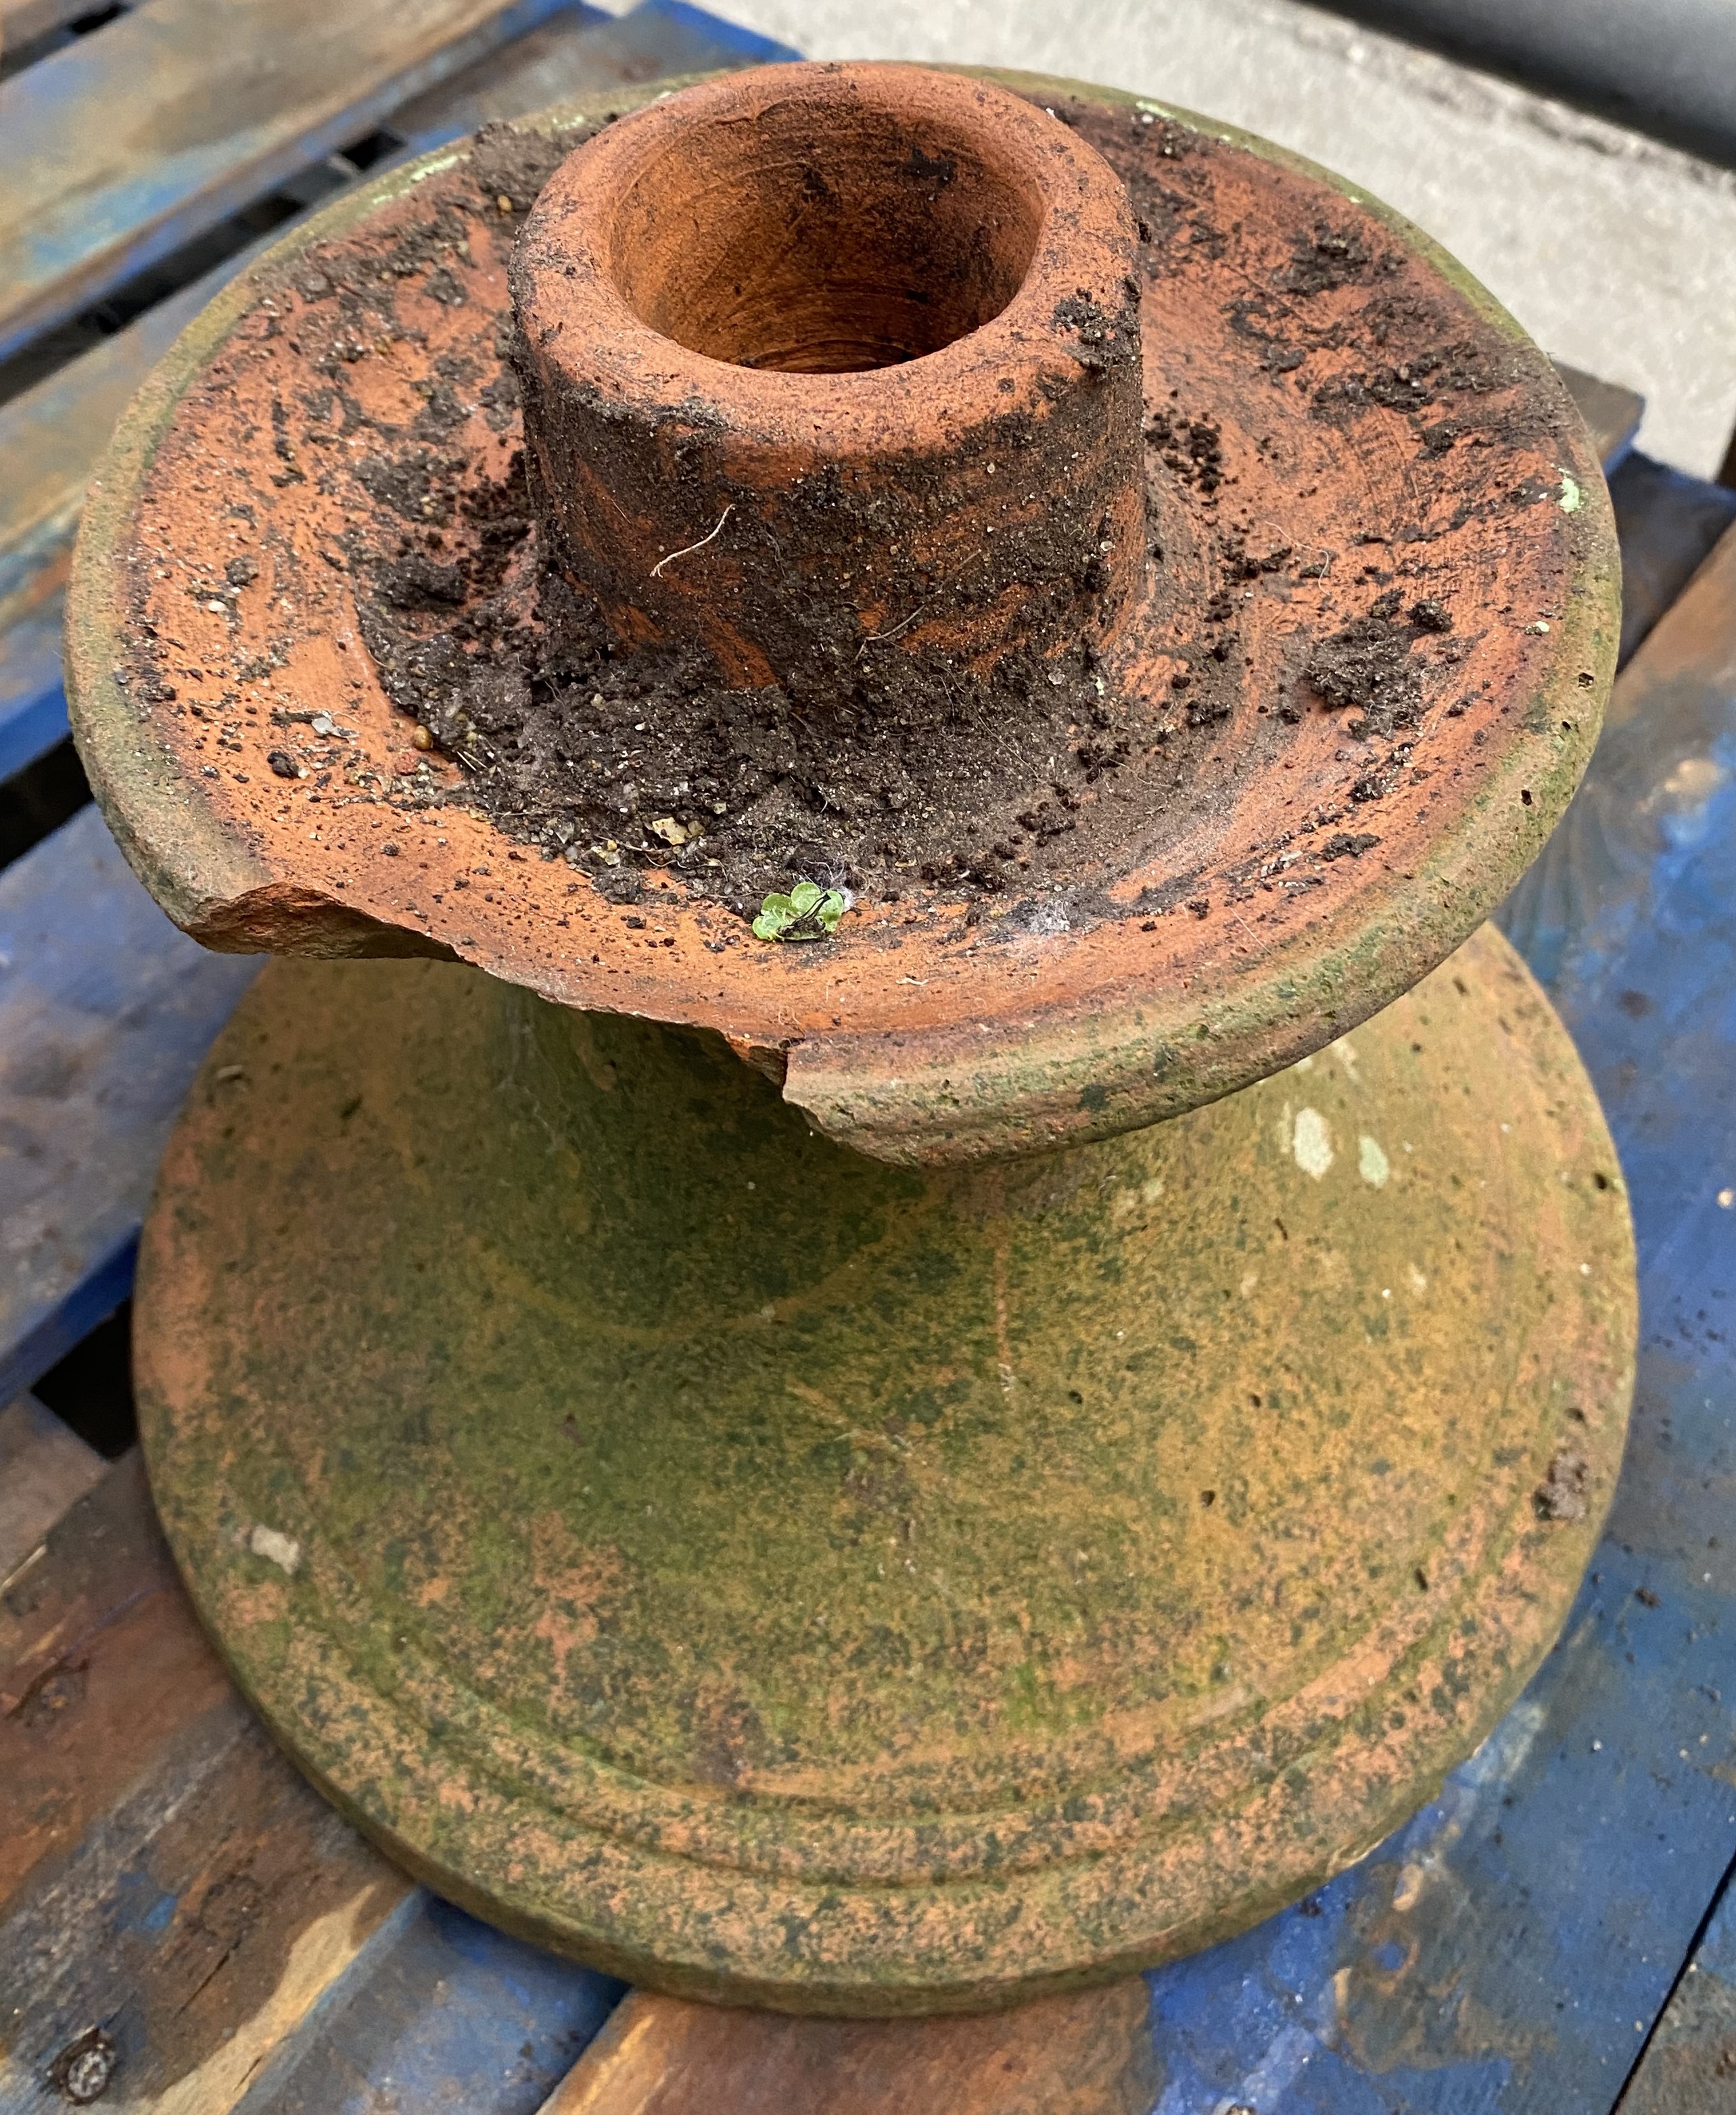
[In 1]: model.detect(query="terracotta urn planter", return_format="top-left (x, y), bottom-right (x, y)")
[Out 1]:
top-left (66, 61), bottom-right (1635, 2015)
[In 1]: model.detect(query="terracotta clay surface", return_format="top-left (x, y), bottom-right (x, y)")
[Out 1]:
top-left (134, 922), bottom-right (1633, 2012)
top-left (514, 67), bottom-right (1145, 691)
top-left (67, 56), bottom-right (1637, 2024)
top-left (66, 66), bottom-right (1620, 1166)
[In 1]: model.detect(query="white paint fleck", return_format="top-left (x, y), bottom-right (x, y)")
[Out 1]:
top-left (1720, 1188), bottom-right (1735, 1209)
top-left (1292, 1107), bottom-right (1333, 1178)
top-left (1240, 1270), bottom-right (1259, 1297)
top-left (248, 1524), bottom-right (301, 1575)
top-left (1358, 1134), bottom-right (1391, 1188)
top-left (1292, 1053), bottom-right (1315, 1073)
top-left (1409, 1263), bottom-right (1428, 1293)
top-left (1112, 1176), bottom-right (1167, 1222)
top-left (1331, 1036), bottom-right (1360, 1084)
top-left (1559, 471), bottom-right (1583, 513)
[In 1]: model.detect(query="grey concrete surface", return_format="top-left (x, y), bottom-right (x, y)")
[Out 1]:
top-left (635, 0), bottom-right (1736, 479)
top-left (1316, 0), bottom-right (1736, 171)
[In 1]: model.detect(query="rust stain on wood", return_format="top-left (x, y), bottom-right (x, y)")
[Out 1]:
top-left (0, 1454), bottom-right (230, 1907)
top-left (544, 1979), bottom-right (1159, 2114)
top-left (0, 1452), bottom-right (410, 2108)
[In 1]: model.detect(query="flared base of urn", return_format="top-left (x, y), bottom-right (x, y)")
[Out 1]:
top-left (135, 924), bottom-right (1633, 2013)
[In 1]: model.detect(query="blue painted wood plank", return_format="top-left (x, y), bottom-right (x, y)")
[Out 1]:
top-left (236, 1895), bottom-right (624, 2115)
top-left (1622, 1860), bottom-right (1736, 2110)
top-left (0, 0), bottom-right (578, 365)
top-left (390, 0), bottom-right (798, 154)
top-left (0, 601), bottom-right (67, 786)
top-left (0, 804), bottom-right (259, 1403)
top-left (1135, 522), bottom-right (1736, 2112)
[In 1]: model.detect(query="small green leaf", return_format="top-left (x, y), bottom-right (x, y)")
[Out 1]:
top-left (754, 884), bottom-right (849, 942)
top-left (753, 892), bottom-right (797, 940)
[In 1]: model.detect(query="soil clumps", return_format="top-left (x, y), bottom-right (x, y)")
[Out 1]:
top-left (314, 100), bottom-right (1574, 924)
top-left (357, 442), bottom-right (1131, 912)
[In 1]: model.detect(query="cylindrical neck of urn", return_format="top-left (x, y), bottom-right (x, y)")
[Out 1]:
top-left (509, 64), bottom-right (1145, 699)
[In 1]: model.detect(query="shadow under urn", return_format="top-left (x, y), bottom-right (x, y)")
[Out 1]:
top-left (66, 62), bottom-right (1635, 2014)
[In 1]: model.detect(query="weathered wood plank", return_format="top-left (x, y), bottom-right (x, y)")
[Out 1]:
top-left (0, 0), bottom-right (576, 364)
top-left (0, 804), bottom-right (260, 1404)
top-left (0, 599), bottom-right (68, 786)
top-left (0, 1392), bottom-right (102, 1588)
top-left (235, 1896), bottom-right (622, 2115)
top-left (1608, 450), bottom-right (1736, 668)
top-left (0, 1454), bottom-right (624, 2113)
top-left (1112, 523), bottom-right (1736, 2110)
top-left (1, 1453), bottom-right (252, 1912)
top-left (390, 0), bottom-right (798, 149)
top-left (544, 1983), bottom-right (1158, 2115)
top-left (0, 0), bottom-right (92, 62)
top-left (1553, 359), bottom-right (1644, 475)
top-left (1620, 1870), bottom-right (1736, 2113)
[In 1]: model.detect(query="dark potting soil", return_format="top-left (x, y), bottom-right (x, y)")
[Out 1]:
top-left (344, 103), bottom-right (1563, 921)
top-left (356, 438), bottom-right (1136, 914)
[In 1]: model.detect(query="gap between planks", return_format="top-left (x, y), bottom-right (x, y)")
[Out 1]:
top-left (0, 0), bottom-right (582, 363)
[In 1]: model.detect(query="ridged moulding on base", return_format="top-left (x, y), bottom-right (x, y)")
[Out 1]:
top-left (136, 925), bottom-right (1632, 2012)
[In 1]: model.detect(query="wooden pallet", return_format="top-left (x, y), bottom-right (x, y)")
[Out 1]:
top-left (6, 2), bottom-right (1736, 2105)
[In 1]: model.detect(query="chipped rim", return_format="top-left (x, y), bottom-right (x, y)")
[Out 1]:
top-left (64, 66), bottom-right (1620, 1166)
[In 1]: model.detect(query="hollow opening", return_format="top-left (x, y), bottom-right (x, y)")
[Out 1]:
top-left (606, 93), bottom-right (1046, 373)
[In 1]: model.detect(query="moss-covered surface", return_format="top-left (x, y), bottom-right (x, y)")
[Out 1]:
top-left (137, 923), bottom-right (1633, 2012)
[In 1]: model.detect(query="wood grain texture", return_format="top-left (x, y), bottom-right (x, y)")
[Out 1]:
top-left (544, 1982), bottom-right (1159, 2115)
top-left (1553, 359), bottom-right (1645, 475)
top-left (1620, 1878), bottom-right (1736, 2113)
top-left (0, 0), bottom-right (576, 363)
top-left (0, 1450), bottom-right (410, 2113)
top-left (0, 804), bottom-right (259, 1405)
top-left (0, 1453), bottom-right (624, 2113)
top-left (0, 1452), bottom-right (235, 1910)
top-left (390, 0), bottom-right (795, 149)
top-left (0, 1393), bottom-right (102, 1588)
